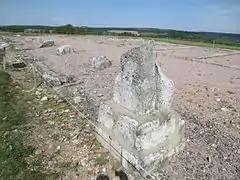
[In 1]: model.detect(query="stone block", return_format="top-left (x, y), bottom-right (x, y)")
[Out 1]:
top-left (39, 40), bottom-right (55, 48)
top-left (92, 55), bottom-right (112, 70)
top-left (56, 45), bottom-right (75, 56)
top-left (95, 100), bottom-right (185, 172)
top-left (113, 44), bottom-right (173, 115)
top-left (95, 42), bottom-right (185, 176)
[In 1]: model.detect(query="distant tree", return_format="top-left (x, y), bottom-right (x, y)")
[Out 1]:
top-left (55, 24), bottom-right (75, 34)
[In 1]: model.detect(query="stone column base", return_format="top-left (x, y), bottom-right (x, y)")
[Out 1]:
top-left (95, 100), bottom-right (185, 176)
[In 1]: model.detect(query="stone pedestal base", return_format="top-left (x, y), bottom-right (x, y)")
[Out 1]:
top-left (95, 100), bottom-right (185, 175)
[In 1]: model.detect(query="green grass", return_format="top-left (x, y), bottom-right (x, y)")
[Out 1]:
top-left (94, 155), bottom-right (109, 166)
top-left (145, 37), bottom-right (240, 50)
top-left (0, 71), bottom-right (58, 180)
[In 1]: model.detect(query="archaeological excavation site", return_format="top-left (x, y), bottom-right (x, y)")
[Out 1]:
top-left (1, 35), bottom-right (240, 180)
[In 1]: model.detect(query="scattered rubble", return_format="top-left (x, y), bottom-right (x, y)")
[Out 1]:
top-left (92, 55), bottom-right (112, 70)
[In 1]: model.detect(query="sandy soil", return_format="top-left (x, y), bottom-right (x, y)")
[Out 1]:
top-left (8, 35), bottom-right (240, 179)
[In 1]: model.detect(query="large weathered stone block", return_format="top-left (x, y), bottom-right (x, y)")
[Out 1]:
top-left (113, 43), bottom-right (173, 115)
top-left (95, 42), bottom-right (185, 176)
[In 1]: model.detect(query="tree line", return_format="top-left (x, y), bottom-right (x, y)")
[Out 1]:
top-left (0, 24), bottom-right (239, 47)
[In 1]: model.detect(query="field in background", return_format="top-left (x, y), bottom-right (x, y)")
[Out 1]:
top-left (145, 37), bottom-right (240, 50)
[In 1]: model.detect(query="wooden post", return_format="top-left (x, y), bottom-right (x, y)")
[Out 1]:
top-left (212, 40), bottom-right (216, 48)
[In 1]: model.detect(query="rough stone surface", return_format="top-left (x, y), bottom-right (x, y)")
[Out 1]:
top-left (57, 45), bottom-right (75, 56)
top-left (42, 70), bottom-right (76, 87)
top-left (39, 40), bottom-right (55, 48)
top-left (113, 43), bottom-right (173, 115)
top-left (96, 101), bottom-right (185, 173)
top-left (96, 43), bottom-right (185, 176)
top-left (92, 56), bottom-right (112, 70)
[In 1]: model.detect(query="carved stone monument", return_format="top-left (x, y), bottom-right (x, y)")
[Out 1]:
top-left (95, 42), bottom-right (185, 176)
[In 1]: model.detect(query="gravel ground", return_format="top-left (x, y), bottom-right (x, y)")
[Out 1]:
top-left (5, 35), bottom-right (240, 180)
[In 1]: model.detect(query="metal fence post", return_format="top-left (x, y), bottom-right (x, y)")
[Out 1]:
top-left (0, 43), bottom-right (8, 70)
top-left (3, 47), bottom-right (6, 70)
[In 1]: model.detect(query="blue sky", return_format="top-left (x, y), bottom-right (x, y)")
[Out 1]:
top-left (0, 0), bottom-right (239, 33)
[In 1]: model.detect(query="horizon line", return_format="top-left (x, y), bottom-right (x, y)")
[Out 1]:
top-left (0, 24), bottom-right (240, 35)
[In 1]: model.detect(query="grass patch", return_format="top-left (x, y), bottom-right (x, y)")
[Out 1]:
top-left (0, 71), bottom-right (58, 180)
top-left (94, 155), bottom-right (109, 166)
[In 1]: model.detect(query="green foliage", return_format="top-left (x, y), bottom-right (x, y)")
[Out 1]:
top-left (0, 24), bottom-right (239, 47)
top-left (55, 24), bottom-right (75, 34)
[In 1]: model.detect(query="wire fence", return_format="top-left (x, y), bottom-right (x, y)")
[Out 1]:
top-left (22, 54), bottom-right (160, 180)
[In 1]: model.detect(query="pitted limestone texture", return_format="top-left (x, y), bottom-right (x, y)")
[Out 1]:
top-left (113, 43), bottom-right (173, 115)
top-left (95, 42), bottom-right (185, 176)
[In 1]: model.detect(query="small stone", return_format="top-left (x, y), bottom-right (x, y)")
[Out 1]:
top-left (41, 96), bottom-right (48, 102)
top-left (56, 45), bottom-right (75, 56)
top-left (221, 107), bottom-right (229, 112)
top-left (35, 149), bottom-right (43, 155)
top-left (74, 96), bottom-right (83, 104)
top-left (48, 121), bottom-right (55, 125)
top-left (102, 168), bottom-right (107, 173)
top-left (39, 40), bottom-right (55, 48)
top-left (92, 55), bottom-right (112, 70)
top-left (35, 91), bottom-right (41, 96)
top-left (216, 98), bottom-right (221, 102)
top-left (57, 99), bottom-right (64, 103)
top-left (72, 135), bottom-right (78, 140)
top-left (57, 146), bottom-right (61, 150)
top-left (64, 109), bottom-right (70, 113)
